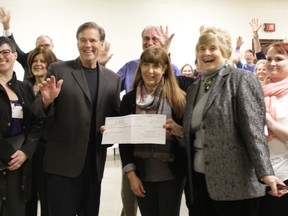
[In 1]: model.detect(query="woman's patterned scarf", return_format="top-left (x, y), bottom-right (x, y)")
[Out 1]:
top-left (134, 80), bottom-right (174, 162)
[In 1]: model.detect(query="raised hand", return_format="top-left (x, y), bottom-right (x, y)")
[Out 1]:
top-left (153, 25), bottom-right (175, 52)
top-left (39, 76), bottom-right (63, 109)
top-left (98, 41), bottom-right (113, 66)
top-left (236, 36), bottom-right (244, 48)
top-left (249, 18), bottom-right (261, 34)
top-left (199, 25), bottom-right (205, 34)
top-left (0, 7), bottom-right (11, 30)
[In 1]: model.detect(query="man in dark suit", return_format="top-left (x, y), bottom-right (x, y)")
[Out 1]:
top-left (33, 21), bottom-right (121, 216)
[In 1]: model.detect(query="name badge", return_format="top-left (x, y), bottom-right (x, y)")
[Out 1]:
top-left (11, 104), bottom-right (23, 119)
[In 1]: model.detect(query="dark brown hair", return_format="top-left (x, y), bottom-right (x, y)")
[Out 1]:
top-left (133, 46), bottom-right (186, 117)
top-left (76, 22), bottom-right (105, 41)
top-left (27, 46), bottom-right (57, 81)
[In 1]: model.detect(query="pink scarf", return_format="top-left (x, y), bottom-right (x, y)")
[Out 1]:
top-left (262, 77), bottom-right (288, 140)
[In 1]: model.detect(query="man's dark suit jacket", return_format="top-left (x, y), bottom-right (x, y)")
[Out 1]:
top-left (33, 58), bottom-right (121, 181)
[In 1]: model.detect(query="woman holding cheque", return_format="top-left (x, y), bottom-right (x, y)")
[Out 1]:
top-left (118, 46), bottom-right (187, 216)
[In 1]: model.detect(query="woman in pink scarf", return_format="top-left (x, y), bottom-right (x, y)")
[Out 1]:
top-left (260, 42), bottom-right (288, 216)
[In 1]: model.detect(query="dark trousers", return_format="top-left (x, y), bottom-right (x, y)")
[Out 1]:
top-left (0, 170), bottom-right (26, 216)
top-left (46, 161), bottom-right (101, 216)
top-left (136, 178), bottom-right (185, 216)
top-left (257, 179), bottom-right (288, 216)
top-left (190, 172), bottom-right (260, 216)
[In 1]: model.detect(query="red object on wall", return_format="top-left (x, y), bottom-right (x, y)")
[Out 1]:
top-left (264, 23), bottom-right (276, 32)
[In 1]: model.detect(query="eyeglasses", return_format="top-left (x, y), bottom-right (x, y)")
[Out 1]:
top-left (142, 36), bottom-right (159, 43)
top-left (0, 49), bottom-right (12, 57)
top-left (38, 44), bottom-right (51, 48)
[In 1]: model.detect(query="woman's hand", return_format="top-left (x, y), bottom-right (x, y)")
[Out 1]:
top-left (163, 118), bottom-right (184, 138)
top-left (262, 175), bottom-right (288, 197)
top-left (127, 171), bottom-right (146, 198)
top-left (8, 150), bottom-right (27, 171)
top-left (100, 125), bottom-right (106, 134)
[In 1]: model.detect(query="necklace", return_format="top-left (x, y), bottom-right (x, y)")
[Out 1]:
top-left (202, 77), bottom-right (215, 92)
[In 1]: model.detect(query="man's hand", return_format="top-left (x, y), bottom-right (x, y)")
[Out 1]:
top-left (39, 76), bottom-right (63, 109)
top-left (249, 18), bottom-right (261, 35)
top-left (98, 41), bottom-right (113, 66)
top-left (153, 25), bottom-right (175, 53)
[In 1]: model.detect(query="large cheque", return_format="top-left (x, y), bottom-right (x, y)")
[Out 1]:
top-left (101, 114), bottom-right (166, 145)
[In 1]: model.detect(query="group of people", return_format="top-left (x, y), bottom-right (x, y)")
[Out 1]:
top-left (0, 6), bottom-right (288, 216)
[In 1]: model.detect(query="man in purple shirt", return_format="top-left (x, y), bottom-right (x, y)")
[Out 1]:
top-left (118, 25), bottom-right (181, 216)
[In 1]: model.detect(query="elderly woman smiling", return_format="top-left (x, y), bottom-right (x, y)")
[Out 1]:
top-left (164, 27), bottom-right (286, 216)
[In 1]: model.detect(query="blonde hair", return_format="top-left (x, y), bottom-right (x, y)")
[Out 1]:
top-left (133, 46), bottom-right (186, 117)
top-left (196, 27), bottom-right (233, 62)
top-left (254, 59), bottom-right (267, 73)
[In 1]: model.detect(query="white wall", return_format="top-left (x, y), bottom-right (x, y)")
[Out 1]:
top-left (1, 0), bottom-right (288, 78)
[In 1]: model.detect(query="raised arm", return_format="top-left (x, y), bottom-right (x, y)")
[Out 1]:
top-left (0, 6), bottom-right (29, 70)
top-left (233, 36), bottom-right (244, 64)
top-left (0, 7), bottom-right (10, 31)
top-left (249, 18), bottom-right (262, 54)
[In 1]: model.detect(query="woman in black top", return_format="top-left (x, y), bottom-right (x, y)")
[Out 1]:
top-left (0, 37), bottom-right (42, 216)
top-left (119, 46), bottom-right (187, 216)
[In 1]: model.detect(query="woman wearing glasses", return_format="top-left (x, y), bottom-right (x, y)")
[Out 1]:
top-left (0, 37), bottom-right (42, 216)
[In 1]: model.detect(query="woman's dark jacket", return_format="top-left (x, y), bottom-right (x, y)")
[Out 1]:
top-left (0, 72), bottom-right (42, 200)
top-left (119, 89), bottom-right (187, 179)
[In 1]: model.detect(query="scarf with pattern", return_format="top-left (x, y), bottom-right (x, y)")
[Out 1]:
top-left (133, 80), bottom-right (174, 162)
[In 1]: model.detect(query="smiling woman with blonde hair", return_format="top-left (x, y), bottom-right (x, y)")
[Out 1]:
top-left (163, 27), bottom-right (287, 216)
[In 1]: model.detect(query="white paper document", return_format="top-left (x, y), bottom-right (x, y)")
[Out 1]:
top-left (101, 114), bottom-right (166, 145)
